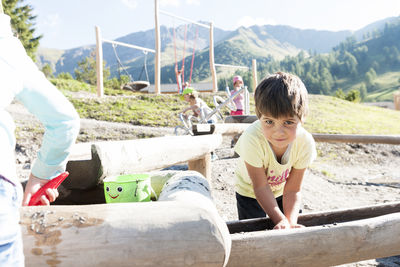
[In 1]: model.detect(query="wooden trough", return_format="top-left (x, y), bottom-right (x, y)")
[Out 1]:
top-left (59, 134), bottom-right (222, 204)
top-left (227, 202), bottom-right (400, 266)
top-left (21, 132), bottom-right (400, 266)
top-left (21, 171), bottom-right (231, 267)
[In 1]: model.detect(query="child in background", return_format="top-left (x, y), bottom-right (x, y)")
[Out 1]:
top-left (234, 72), bottom-right (316, 229)
top-left (181, 87), bottom-right (217, 123)
top-left (230, 75), bottom-right (245, 116)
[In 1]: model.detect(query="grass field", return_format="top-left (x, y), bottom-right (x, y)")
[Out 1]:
top-left (54, 78), bottom-right (400, 135)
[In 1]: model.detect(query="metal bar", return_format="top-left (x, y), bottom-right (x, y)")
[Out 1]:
top-left (102, 39), bottom-right (155, 53)
top-left (159, 10), bottom-right (210, 29)
top-left (201, 87), bottom-right (245, 123)
top-left (215, 63), bottom-right (249, 70)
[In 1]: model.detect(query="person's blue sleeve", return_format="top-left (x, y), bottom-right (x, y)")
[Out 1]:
top-left (15, 63), bottom-right (80, 180)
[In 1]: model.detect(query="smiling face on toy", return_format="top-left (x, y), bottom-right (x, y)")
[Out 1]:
top-left (105, 184), bottom-right (124, 200)
top-left (103, 174), bottom-right (152, 203)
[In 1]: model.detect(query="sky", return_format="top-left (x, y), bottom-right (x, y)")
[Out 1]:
top-left (29, 0), bottom-right (400, 50)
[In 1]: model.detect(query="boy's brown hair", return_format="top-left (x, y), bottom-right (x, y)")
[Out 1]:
top-left (254, 72), bottom-right (308, 120)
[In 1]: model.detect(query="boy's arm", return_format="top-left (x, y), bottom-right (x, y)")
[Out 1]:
top-left (181, 105), bottom-right (196, 114)
top-left (245, 162), bottom-right (290, 228)
top-left (283, 167), bottom-right (306, 227)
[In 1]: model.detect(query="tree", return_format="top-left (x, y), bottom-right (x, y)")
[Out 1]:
top-left (74, 50), bottom-right (110, 85)
top-left (345, 89), bottom-right (361, 103)
top-left (358, 83), bottom-right (367, 101)
top-left (41, 63), bottom-right (54, 78)
top-left (2, 0), bottom-right (42, 60)
top-left (335, 88), bottom-right (346, 100)
top-left (365, 68), bottom-right (377, 91)
top-left (57, 72), bottom-right (73, 80)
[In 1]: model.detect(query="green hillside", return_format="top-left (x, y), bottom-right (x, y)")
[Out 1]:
top-left (54, 78), bottom-right (400, 135)
top-left (259, 17), bottom-right (400, 102)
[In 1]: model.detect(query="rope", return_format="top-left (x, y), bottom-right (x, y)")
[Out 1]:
top-left (112, 43), bottom-right (133, 81)
top-left (181, 24), bottom-right (187, 84)
top-left (189, 27), bottom-right (198, 85)
top-left (172, 23), bottom-right (180, 90)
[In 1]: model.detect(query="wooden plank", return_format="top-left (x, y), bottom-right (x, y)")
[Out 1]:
top-left (227, 201), bottom-right (400, 234)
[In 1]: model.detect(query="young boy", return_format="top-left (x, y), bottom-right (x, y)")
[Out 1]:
top-left (180, 87), bottom-right (217, 123)
top-left (234, 72), bottom-right (316, 229)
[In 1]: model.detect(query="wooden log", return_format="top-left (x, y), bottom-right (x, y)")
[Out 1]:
top-left (228, 212), bottom-right (400, 267)
top-left (65, 135), bottom-right (222, 190)
top-left (21, 171), bottom-right (231, 267)
top-left (227, 201), bottom-right (400, 233)
top-left (93, 134), bottom-right (222, 181)
top-left (312, 133), bottom-right (400, 144)
top-left (212, 123), bottom-right (251, 136)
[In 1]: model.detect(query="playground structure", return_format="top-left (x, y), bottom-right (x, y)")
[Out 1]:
top-left (174, 86), bottom-right (251, 136)
top-left (95, 0), bottom-right (258, 96)
top-left (20, 131), bottom-right (400, 266)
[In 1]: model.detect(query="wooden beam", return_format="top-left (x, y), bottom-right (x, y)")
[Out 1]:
top-left (188, 152), bottom-right (211, 183)
top-left (95, 26), bottom-right (104, 97)
top-left (228, 212), bottom-right (400, 267)
top-left (227, 201), bottom-right (400, 233)
top-left (93, 134), bottom-right (222, 181)
top-left (102, 39), bottom-right (155, 53)
top-left (21, 171), bottom-right (231, 267)
top-left (154, 0), bottom-right (161, 94)
top-left (159, 10), bottom-right (211, 29)
top-left (209, 22), bottom-right (218, 93)
top-left (312, 133), bottom-right (400, 144)
top-left (252, 59), bottom-right (257, 93)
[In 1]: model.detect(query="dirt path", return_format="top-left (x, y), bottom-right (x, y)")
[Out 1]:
top-left (9, 101), bottom-right (400, 266)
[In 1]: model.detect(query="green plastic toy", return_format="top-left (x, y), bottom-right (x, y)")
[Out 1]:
top-left (103, 174), bottom-right (152, 203)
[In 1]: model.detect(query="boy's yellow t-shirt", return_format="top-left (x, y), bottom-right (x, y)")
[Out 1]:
top-left (234, 120), bottom-right (317, 199)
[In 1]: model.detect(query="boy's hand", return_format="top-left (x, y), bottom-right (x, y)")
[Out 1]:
top-left (290, 223), bottom-right (305, 229)
top-left (22, 173), bottom-right (59, 206)
top-left (273, 218), bottom-right (291, 230)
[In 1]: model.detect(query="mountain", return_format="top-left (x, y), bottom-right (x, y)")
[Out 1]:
top-left (353, 16), bottom-right (399, 40)
top-left (36, 17), bottom-right (398, 84)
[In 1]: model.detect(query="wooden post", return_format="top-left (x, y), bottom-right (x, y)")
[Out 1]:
top-left (154, 0), bottom-right (161, 94)
top-left (95, 26), bottom-right (104, 98)
top-left (252, 59), bottom-right (257, 91)
top-left (394, 90), bottom-right (400, 110)
top-left (188, 152), bottom-right (211, 184)
top-left (209, 22), bottom-right (218, 93)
